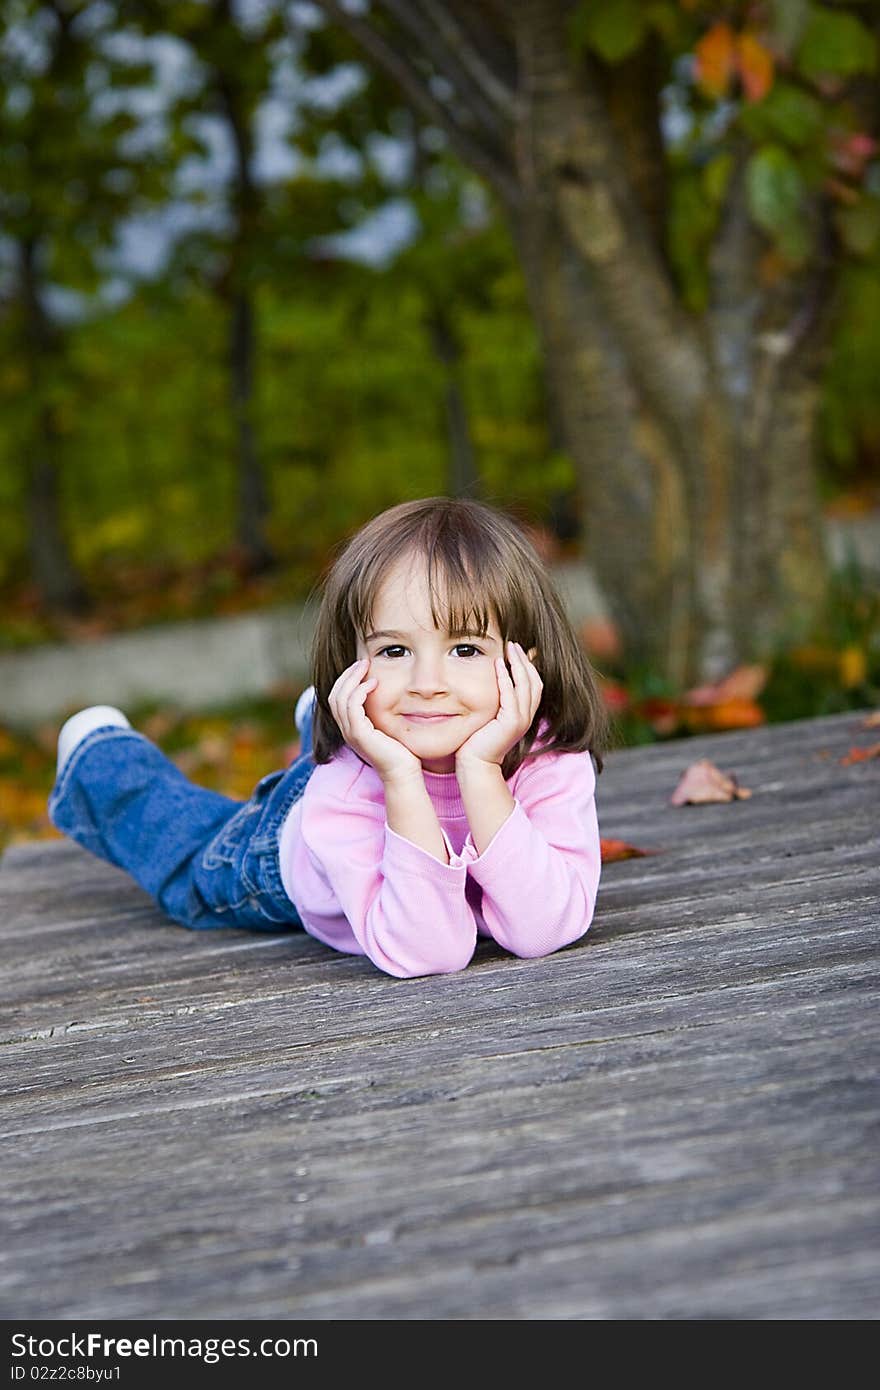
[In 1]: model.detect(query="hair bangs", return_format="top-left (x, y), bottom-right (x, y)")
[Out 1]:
top-left (424, 542), bottom-right (495, 640)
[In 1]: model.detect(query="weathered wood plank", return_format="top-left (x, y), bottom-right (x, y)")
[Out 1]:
top-left (1, 708), bottom-right (878, 1320)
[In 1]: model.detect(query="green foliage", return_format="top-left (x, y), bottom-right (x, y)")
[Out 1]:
top-left (569, 0), bottom-right (648, 63)
top-left (746, 145), bottom-right (812, 263)
top-left (835, 195), bottom-right (880, 258)
top-left (795, 6), bottom-right (878, 80)
top-left (738, 82), bottom-right (825, 148)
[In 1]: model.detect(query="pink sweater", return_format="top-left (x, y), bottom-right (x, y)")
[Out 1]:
top-left (278, 744), bottom-right (600, 979)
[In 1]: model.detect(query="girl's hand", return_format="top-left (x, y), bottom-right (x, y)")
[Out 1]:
top-left (328, 659), bottom-right (423, 785)
top-left (455, 641), bottom-right (542, 772)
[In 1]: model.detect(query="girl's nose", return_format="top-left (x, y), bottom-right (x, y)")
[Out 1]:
top-left (408, 655), bottom-right (447, 695)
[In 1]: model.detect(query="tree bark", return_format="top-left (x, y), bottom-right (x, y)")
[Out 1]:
top-left (426, 307), bottom-right (481, 498)
top-left (229, 287), bottom-right (273, 571)
top-left (317, 0), bottom-right (831, 685)
top-left (215, 10), bottom-right (274, 574)
top-left (18, 238), bottom-right (89, 615)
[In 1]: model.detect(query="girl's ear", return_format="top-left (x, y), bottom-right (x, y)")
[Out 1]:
top-left (527, 646), bottom-right (538, 664)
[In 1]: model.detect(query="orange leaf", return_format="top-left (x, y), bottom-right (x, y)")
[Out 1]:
top-left (695, 22), bottom-right (737, 99)
top-left (682, 698), bottom-right (766, 732)
top-left (601, 837), bottom-right (656, 862)
top-left (683, 663), bottom-right (768, 707)
top-left (670, 758), bottom-right (752, 805)
top-left (861, 711), bottom-right (880, 728)
top-left (840, 743), bottom-right (880, 765)
top-left (736, 31), bottom-right (774, 103)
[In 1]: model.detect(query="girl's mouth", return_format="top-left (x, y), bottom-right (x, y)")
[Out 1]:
top-left (402, 713), bottom-right (457, 722)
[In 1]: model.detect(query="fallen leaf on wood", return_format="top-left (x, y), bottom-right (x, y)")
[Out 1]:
top-left (840, 743), bottom-right (880, 765)
top-left (600, 838), bottom-right (657, 862)
top-left (670, 758), bottom-right (752, 805)
top-left (861, 712), bottom-right (880, 729)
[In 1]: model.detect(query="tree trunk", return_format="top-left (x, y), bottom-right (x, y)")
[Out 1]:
top-left (216, 33), bottom-right (275, 575)
top-left (229, 287), bottom-right (273, 571)
top-left (509, 1), bottom-right (826, 685)
top-left (426, 307), bottom-right (481, 497)
top-left (19, 238), bottom-right (89, 615)
top-left (316, 0), bottom-right (830, 686)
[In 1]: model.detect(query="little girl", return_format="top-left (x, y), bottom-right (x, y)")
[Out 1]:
top-left (49, 497), bottom-right (608, 978)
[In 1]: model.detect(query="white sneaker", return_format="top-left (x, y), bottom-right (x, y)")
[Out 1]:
top-left (294, 686), bottom-right (316, 735)
top-left (57, 705), bottom-right (131, 775)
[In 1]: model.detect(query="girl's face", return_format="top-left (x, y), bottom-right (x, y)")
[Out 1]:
top-left (355, 556), bottom-right (506, 774)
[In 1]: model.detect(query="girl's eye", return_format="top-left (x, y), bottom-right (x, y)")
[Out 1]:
top-left (378, 645), bottom-right (407, 658)
top-left (453, 644), bottom-right (481, 658)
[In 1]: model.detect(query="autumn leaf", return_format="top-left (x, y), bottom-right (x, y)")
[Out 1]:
top-left (861, 712), bottom-right (880, 729)
top-left (839, 645), bottom-right (867, 688)
top-left (695, 22), bottom-right (737, 98)
top-left (601, 837), bottom-right (656, 862)
top-left (681, 663), bottom-right (767, 729)
top-left (737, 32), bottom-right (775, 103)
top-left (597, 676), bottom-right (630, 714)
top-left (829, 130), bottom-right (878, 180)
top-left (637, 697), bottom-right (680, 737)
top-left (840, 743), bottom-right (880, 765)
top-left (670, 758), bottom-right (752, 805)
top-left (685, 664), bottom-right (768, 705)
top-left (681, 699), bottom-right (765, 732)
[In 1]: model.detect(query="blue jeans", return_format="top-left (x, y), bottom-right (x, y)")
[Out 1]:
top-left (48, 704), bottom-right (316, 931)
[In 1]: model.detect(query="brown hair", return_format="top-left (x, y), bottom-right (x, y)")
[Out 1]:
top-left (310, 496), bottom-right (609, 778)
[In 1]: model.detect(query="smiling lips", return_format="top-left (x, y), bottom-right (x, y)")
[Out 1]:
top-left (402, 713), bottom-right (458, 722)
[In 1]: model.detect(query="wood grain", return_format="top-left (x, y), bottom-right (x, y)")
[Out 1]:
top-left (1, 708), bottom-right (878, 1319)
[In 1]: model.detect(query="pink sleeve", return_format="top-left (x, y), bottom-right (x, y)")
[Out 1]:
top-left (465, 751), bottom-right (601, 959)
top-left (295, 762), bottom-right (478, 979)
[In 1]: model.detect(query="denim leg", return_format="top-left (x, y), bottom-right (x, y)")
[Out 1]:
top-left (49, 726), bottom-right (314, 932)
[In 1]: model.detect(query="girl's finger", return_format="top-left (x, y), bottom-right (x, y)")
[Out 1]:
top-left (345, 676), bottom-right (375, 723)
top-left (330, 659), bottom-right (366, 700)
top-left (510, 643), bottom-right (540, 722)
top-left (507, 642), bottom-right (530, 705)
top-left (495, 657), bottom-right (515, 720)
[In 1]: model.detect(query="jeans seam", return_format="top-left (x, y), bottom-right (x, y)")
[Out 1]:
top-left (49, 727), bottom-right (147, 818)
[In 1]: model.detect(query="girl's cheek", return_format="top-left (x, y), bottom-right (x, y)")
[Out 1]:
top-left (363, 684), bottom-right (382, 724)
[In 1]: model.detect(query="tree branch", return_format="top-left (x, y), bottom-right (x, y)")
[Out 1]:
top-left (376, 0), bottom-right (510, 145)
top-left (513, 1), bottom-right (706, 430)
top-left (418, 0), bottom-right (516, 120)
top-left (313, 0), bottom-right (520, 207)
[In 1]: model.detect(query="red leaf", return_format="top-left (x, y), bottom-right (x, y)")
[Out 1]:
top-left (829, 130), bottom-right (878, 179)
top-left (598, 677), bottom-right (631, 714)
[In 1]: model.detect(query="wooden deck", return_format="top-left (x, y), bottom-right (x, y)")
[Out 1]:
top-left (1, 708), bottom-right (878, 1320)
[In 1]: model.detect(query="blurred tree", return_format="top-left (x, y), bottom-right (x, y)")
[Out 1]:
top-left (314, 0), bottom-right (880, 684)
top-left (0, 0), bottom-right (159, 611)
top-left (127, 0), bottom-right (292, 574)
